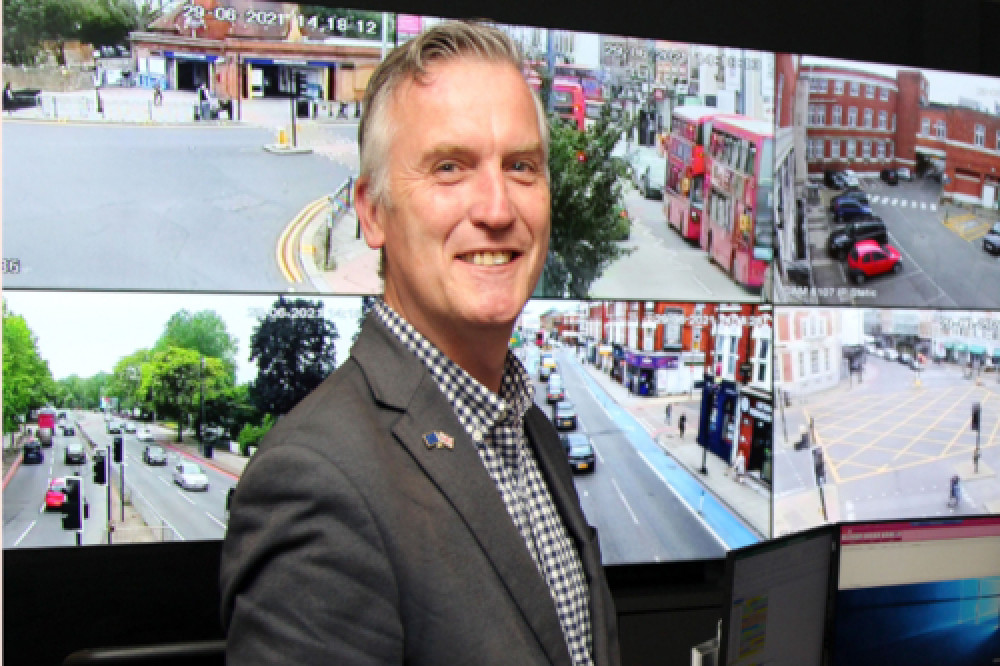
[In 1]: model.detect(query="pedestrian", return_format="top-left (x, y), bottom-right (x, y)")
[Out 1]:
top-left (733, 449), bottom-right (746, 483)
top-left (153, 82), bottom-right (163, 107)
top-left (220, 22), bottom-right (621, 666)
top-left (197, 83), bottom-right (210, 121)
top-left (678, 413), bottom-right (687, 439)
top-left (665, 403), bottom-right (672, 426)
top-left (3, 82), bottom-right (13, 113)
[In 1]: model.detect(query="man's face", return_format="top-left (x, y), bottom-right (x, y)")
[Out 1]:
top-left (358, 59), bottom-right (549, 353)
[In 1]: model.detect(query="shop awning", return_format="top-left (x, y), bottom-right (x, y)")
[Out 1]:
top-left (968, 345), bottom-right (987, 355)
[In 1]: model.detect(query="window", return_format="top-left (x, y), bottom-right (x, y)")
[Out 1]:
top-left (876, 141), bottom-right (885, 159)
top-left (863, 109), bottom-right (873, 129)
top-left (834, 80), bottom-right (845, 95)
top-left (807, 139), bottom-right (825, 160)
top-left (810, 77), bottom-right (828, 93)
top-left (935, 120), bottom-right (947, 138)
top-left (798, 351), bottom-right (806, 379)
top-left (878, 110), bottom-right (887, 130)
top-left (865, 83), bottom-right (875, 99)
top-left (846, 140), bottom-right (856, 159)
top-left (921, 118), bottom-right (930, 135)
top-left (996, 130), bottom-right (1000, 150)
top-left (809, 104), bottom-right (826, 125)
top-left (832, 105), bottom-right (842, 126)
top-left (830, 139), bottom-right (840, 158)
top-left (879, 87), bottom-right (889, 101)
top-left (824, 348), bottom-right (831, 371)
top-left (975, 124), bottom-right (985, 147)
top-left (810, 350), bottom-right (820, 374)
top-left (752, 335), bottom-right (771, 386)
top-left (847, 107), bottom-right (857, 127)
top-left (887, 141), bottom-right (894, 159)
top-left (862, 140), bottom-right (871, 159)
top-left (850, 81), bottom-right (860, 96)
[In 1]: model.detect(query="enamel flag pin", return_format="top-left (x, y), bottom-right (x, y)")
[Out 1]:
top-left (423, 431), bottom-right (455, 450)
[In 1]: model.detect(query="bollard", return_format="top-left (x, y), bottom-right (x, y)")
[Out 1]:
top-left (278, 128), bottom-right (288, 146)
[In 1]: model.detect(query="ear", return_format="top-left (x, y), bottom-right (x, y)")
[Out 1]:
top-left (355, 176), bottom-right (386, 250)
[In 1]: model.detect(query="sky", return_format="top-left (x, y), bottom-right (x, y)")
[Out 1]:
top-left (800, 56), bottom-right (1000, 111)
top-left (3, 291), bottom-right (364, 384)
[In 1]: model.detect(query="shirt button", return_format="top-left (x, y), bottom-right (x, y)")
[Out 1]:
top-left (472, 430), bottom-right (484, 442)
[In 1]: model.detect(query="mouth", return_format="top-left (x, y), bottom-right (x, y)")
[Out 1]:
top-left (459, 250), bottom-right (518, 266)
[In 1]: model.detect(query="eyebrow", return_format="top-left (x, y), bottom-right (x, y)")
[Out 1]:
top-left (419, 142), bottom-right (546, 168)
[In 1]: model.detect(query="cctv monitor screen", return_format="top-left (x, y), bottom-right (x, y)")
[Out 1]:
top-left (718, 525), bottom-right (835, 666)
top-left (831, 515), bottom-right (1000, 666)
top-left (2, 1), bottom-right (772, 565)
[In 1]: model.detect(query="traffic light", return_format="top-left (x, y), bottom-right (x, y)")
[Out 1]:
top-left (61, 476), bottom-right (82, 531)
top-left (112, 435), bottom-right (123, 463)
top-left (294, 70), bottom-right (308, 97)
top-left (972, 402), bottom-right (982, 432)
top-left (93, 451), bottom-right (107, 485)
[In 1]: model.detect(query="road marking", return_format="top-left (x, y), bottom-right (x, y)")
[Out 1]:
top-left (611, 478), bottom-right (640, 525)
top-left (275, 196), bottom-right (329, 283)
top-left (205, 511), bottom-right (227, 529)
top-left (960, 221), bottom-right (993, 242)
top-left (12, 521), bottom-right (38, 547)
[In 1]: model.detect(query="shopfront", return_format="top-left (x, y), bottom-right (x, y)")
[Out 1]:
top-left (696, 374), bottom-right (739, 461)
top-left (623, 351), bottom-right (682, 396)
top-left (736, 388), bottom-right (772, 484)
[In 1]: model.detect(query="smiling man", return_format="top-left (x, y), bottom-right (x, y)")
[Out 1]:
top-left (220, 21), bottom-right (620, 666)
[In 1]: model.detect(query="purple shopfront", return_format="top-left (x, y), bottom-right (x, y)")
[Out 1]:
top-left (624, 351), bottom-right (682, 396)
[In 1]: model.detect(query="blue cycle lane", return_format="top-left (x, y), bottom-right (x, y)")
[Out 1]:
top-left (566, 353), bottom-right (760, 551)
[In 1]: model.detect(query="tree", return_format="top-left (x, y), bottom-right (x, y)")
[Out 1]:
top-left (155, 309), bottom-right (239, 379)
top-left (2, 303), bottom-right (55, 433)
top-left (541, 102), bottom-right (635, 298)
top-left (109, 349), bottom-right (154, 417)
top-left (149, 347), bottom-right (229, 442)
top-left (250, 297), bottom-right (339, 416)
top-left (353, 296), bottom-right (376, 344)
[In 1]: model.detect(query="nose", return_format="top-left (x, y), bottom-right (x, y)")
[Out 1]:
top-left (469, 163), bottom-right (516, 229)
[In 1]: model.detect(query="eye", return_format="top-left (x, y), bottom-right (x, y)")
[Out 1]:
top-left (510, 159), bottom-right (539, 173)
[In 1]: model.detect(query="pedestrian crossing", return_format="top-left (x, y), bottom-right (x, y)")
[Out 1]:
top-left (865, 193), bottom-right (937, 212)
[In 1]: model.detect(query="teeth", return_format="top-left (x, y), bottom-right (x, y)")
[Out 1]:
top-left (467, 251), bottom-right (512, 266)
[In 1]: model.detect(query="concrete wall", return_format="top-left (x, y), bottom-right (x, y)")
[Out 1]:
top-left (3, 64), bottom-right (95, 92)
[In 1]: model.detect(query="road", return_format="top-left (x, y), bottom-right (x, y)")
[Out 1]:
top-left (810, 175), bottom-right (1000, 307)
top-left (589, 188), bottom-right (763, 302)
top-left (2, 121), bottom-right (355, 292)
top-left (525, 345), bottom-right (755, 564)
top-left (774, 354), bottom-right (999, 532)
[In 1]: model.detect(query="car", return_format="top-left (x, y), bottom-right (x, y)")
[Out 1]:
top-left (826, 216), bottom-right (888, 260)
top-left (841, 169), bottom-right (861, 189)
top-left (830, 196), bottom-right (873, 223)
top-left (823, 169), bottom-right (848, 189)
top-left (546, 376), bottom-right (565, 404)
top-left (638, 160), bottom-right (666, 200)
top-left (847, 240), bottom-right (902, 284)
top-left (2, 87), bottom-right (41, 111)
top-left (173, 461), bottom-right (209, 491)
top-left (143, 444), bottom-right (168, 466)
top-left (884, 348), bottom-right (899, 361)
top-left (59, 424), bottom-right (76, 436)
top-left (123, 422), bottom-right (137, 434)
top-left (136, 427), bottom-right (154, 442)
top-left (553, 400), bottom-right (578, 430)
top-left (896, 166), bottom-right (912, 181)
top-left (64, 442), bottom-right (86, 465)
top-left (107, 421), bottom-right (123, 434)
top-left (538, 354), bottom-right (556, 380)
top-left (879, 168), bottom-right (899, 185)
top-left (899, 352), bottom-right (913, 365)
top-left (23, 441), bottom-right (43, 465)
top-left (561, 432), bottom-right (596, 473)
top-left (44, 477), bottom-right (69, 511)
top-left (983, 222), bottom-right (1000, 255)
top-left (830, 191), bottom-right (871, 209)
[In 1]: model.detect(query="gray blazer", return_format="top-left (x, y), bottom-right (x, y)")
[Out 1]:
top-left (220, 315), bottom-right (621, 665)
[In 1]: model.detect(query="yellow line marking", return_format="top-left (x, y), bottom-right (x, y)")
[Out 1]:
top-left (960, 221), bottom-right (993, 241)
top-left (275, 197), bottom-right (329, 283)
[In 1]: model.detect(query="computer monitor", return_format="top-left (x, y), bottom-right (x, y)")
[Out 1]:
top-left (718, 524), bottom-right (836, 665)
top-left (831, 515), bottom-right (1000, 666)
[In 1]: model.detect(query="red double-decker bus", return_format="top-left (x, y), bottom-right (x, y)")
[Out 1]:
top-left (526, 75), bottom-right (586, 130)
top-left (663, 106), bottom-right (725, 242)
top-left (701, 116), bottom-right (774, 290)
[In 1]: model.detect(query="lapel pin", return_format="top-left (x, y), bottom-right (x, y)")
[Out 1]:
top-left (423, 431), bottom-right (455, 450)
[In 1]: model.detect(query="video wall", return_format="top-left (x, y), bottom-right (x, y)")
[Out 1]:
top-left (2, 0), bottom-right (998, 565)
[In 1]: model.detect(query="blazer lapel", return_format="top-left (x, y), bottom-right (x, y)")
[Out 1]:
top-left (352, 316), bottom-right (572, 666)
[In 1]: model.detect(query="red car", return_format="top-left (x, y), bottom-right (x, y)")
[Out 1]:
top-left (44, 477), bottom-right (68, 511)
top-left (846, 240), bottom-right (902, 284)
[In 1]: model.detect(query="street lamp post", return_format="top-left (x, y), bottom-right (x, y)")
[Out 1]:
top-left (199, 357), bottom-right (206, 455)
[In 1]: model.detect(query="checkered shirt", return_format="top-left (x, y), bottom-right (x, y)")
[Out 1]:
top-left (374, 300), bottom-right (594, 666)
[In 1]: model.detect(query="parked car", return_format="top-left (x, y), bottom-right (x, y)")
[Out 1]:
top-left (841, 169), bottom-right (861, 189)
top-left (59, 424), bottom-right (76, 436)
top-left (561, 432), bottom-right (596, 473)
top-left (830, 191), bottom-right (871, 208)
top-left (539, 354), bottom-right (556, 380)
top-left (123, 422), bottom-right (137, 434)
top-left (23, 441), bottom-right (43, 465)
top-left (884, 348), bottom-right (899, 362)
top-left (2, 87), bottom-right (41, 111)
top-left (896, 166), bottom-right (912, 181)
top-left (846, 240), bottom-right (902, 284)
top-left (64, 442), bottom-right (86, 465)
top-left (546, 376), bottom-right (565, 404)
top-left (553, 400), bottom-right (578, 431)
top-left (143, 445), bottom-right (168, 466)
top-left (983, 222), bottom-right (1000, 255)
top-left (879, 168), bottom-right (899, 185)
top-left (826, 217), bottom-right (888, 260)
top-left (899, 352), bottom-right (913, 365)
top-left (831, 196), bottom-right (873, 223)
top-left (173, 461), bottom-right (209, 491)
top-left (45, 477), bottom-right (68, 511)
top-left (136, 427), bottom-right (154, 442)
top-left (107, 421), bottom-right (123, 435)
top-left (824, 170), bottom-right (848, 189)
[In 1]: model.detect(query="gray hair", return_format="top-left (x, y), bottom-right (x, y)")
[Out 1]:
top-left (357, 20), bottom-right (550, 208)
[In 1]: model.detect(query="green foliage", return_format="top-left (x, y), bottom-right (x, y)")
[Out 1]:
top-left (148, 347), bottom-right (230, 442)
top-left (354, 296), bottom-right (376, 345)
top-left (250, 297), bottom-right (339, 417)
top-left (542, 102), bottom-right (635, 298)
top-left (55, 373), bottom-right (109, 410)
top-left (2, 303), bottom-right (55, 433)
top-left (237, 413), bottom-right (276, 456)
top-left (154, 309), bottom-right (238, 380)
